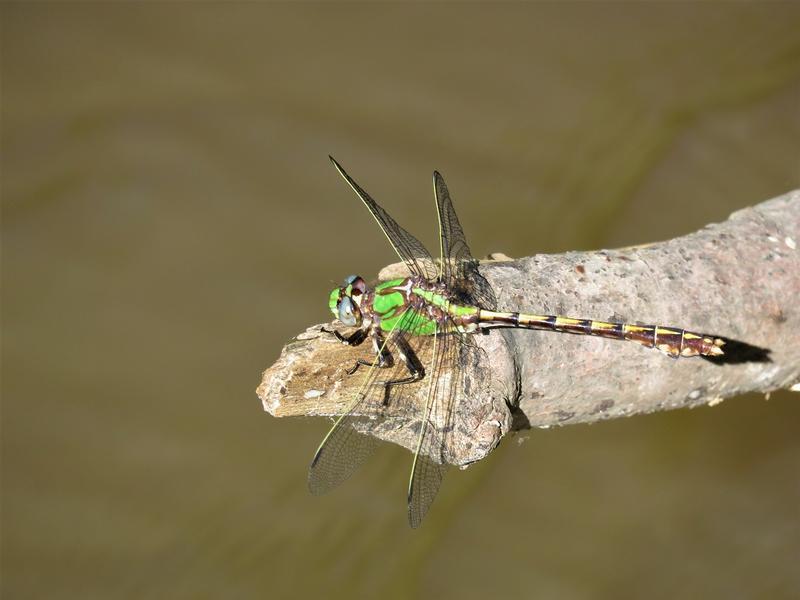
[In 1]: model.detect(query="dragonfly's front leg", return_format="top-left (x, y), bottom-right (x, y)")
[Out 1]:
top-left (324, 326), bottom-right (396, 375)
top-left (321, 326), bottom-right (367, 346)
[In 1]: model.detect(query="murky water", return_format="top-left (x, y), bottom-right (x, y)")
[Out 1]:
top-left (3, 4), bottom-right (800, 598)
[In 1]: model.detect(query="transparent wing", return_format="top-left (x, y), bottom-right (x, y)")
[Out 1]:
top-left (406, 324), bottom-right (489, 527)
top-left (330, 157), bottom-right (439, 281)
top-left (405, 172), bottom-right (505, 526)
top-left (317, 163), bottom-right (500, 526)
top-left (433, 171), bottom-right (497, 310)
top-left (407, 327), bottom-right (449, 528)
top-left (308, 310), bottom-right (436, 496)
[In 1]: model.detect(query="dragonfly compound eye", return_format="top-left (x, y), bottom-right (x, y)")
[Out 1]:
top-left (337, 296), bottom-right (358, 326)
top-left (349, 276), bottom-right (367, 295)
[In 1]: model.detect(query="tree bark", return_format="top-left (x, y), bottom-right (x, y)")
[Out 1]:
top-left (257, 189), bottom-right (800, 465)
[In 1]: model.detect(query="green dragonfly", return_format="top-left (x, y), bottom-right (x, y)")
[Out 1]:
top-left (309, 157), bottom-right (725, 528)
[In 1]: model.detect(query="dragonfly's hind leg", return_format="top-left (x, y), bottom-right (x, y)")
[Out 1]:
top-left (379, 334), bottom-right (425, 405)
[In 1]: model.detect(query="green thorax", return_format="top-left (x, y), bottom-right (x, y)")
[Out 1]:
top-left (370, 278), bottom-right (479, 335)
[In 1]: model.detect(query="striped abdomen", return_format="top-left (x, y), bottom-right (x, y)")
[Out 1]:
top-left (478, 310), bottom-right (724, 358)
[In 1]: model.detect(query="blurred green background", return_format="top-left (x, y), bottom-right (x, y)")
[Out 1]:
top-left (3, 3), bottom-right (800, 599)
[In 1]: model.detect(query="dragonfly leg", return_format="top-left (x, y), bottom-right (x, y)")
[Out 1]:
top-left (321, 327), bottom-right (368, 346)
top-left (346, 356), bottom-right (389, 375)
top-left (322, 327), bottom-right (386, 375)
top-left (379, 334), bottom-right (425, 405)
top-left (344, 329), bottom-right (395, 375)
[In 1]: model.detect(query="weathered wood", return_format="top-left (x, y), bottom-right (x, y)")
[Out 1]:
top-left (257, 190), bottom-right (800, 465)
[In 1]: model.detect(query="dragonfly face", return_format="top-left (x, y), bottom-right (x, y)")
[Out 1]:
top-left (328, 275), bottom-right (368, 326)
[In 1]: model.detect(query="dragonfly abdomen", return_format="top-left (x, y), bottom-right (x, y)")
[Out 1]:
top-left (478, 310), bottom-right (724, 358)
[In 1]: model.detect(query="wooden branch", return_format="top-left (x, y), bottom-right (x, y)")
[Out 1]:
top-left (257, 189), bottom-right (800, 466)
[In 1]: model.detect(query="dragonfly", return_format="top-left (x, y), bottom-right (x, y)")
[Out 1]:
top-left (309, 156), bottom-right (725, 528)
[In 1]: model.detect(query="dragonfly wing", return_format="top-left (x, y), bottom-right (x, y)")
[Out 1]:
top-left (408, 452), bottom-right (447, 529)
top-left (433, 171), bottom-right (497, 310)
top-left (407, 323), bottom-right (473, 528)
top-left (330, 156), bottom-right (439, 281)
top-left (433, 171), bottom-right (472, 285)
top-left (308, 413), bottom-right (382, 496)
top-left (308, 312), bottom-right (436, 495)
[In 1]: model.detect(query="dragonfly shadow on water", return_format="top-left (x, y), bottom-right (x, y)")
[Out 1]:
top-left (702, 337), bottom-right (772, 365)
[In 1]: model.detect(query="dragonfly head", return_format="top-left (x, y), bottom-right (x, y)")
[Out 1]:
top-left (328, 275), bottom-right (367, 327)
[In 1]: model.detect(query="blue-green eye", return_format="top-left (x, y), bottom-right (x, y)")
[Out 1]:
top-left (338, 296), bottom-right (357, 326)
